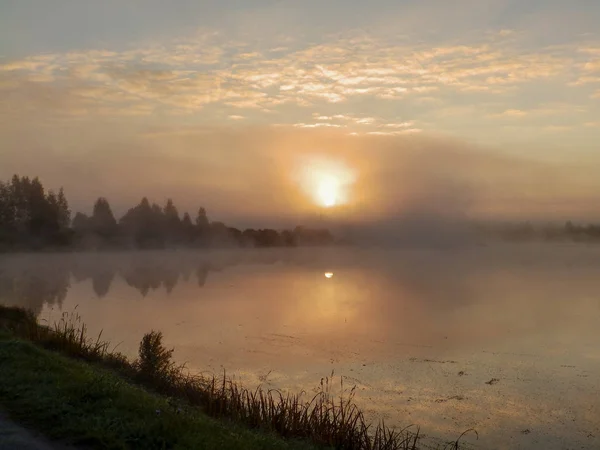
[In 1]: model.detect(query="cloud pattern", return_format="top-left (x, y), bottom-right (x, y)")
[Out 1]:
top-left (1, 30), bottom-right (599, 137)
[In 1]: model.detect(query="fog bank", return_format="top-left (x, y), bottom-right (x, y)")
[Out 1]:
top-left (2, 124), bottom-right (600, 240)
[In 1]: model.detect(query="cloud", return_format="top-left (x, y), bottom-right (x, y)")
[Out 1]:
top-left (570, 76), bottom-right (600, 86)
top-left (497, 29), bottom-right (515, 37)
top-left (383, 121), bottom-right (415, 128)
top-left (542, 125), bottom-right (574, 132)
top-left (293, 122), bottom-right (343, 128)
top-left (497, 109), bottom-right (527, 117)
top-left (572, 46), bottom-right (600, 92)
top-left (0, 29), bottom-right (596, 124)
top-left (0, 59), bottom-right (48, 72)
top-left (490, 104), bottom-right (587, 119)
top-left (366, 129), bottom-right (422, 136)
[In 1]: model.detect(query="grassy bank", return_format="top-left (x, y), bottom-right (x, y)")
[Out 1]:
top-left (0, 333), bottom-right (318, 450)
top-left (0, 305), bottom-right (471, 450)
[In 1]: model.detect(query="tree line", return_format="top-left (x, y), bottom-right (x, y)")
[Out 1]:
top-left (0, 175), bottom-right (334, 251)
top-left (475, 221), bottom-right (600, 242)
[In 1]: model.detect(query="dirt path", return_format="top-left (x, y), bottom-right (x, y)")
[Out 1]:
top-left (0, 413), bottom-right (70, 450)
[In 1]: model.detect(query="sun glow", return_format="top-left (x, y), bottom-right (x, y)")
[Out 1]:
top-left (317, 178), bottom-right (339, 208)
top-left (294, 155), bottom-right (356, 209)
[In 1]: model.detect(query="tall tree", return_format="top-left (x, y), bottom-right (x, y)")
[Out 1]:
top-left (72, 212), bottom-right (90, 233)
top-left (27, 177), bottom-right (48, 236)
top-left (10, 175), bottom-right (29, 235)
top-left (91, 197), bottom-right (118, 237)
top-left (163, 199), bottom-right (181, 244)
top-left (194, 207), bottom-right (210, 245)
top-left (0, 175), bottom-right (74, 247)
top-left (120, 198), bottom-right (166, 248)
top-left (0, 181), bottom-right (15, 238)
top-left (56, 188), bottom-right (71, 230)
top-left (45, 190), bottom-right (61, 235)
top-left (195, 207), bottom-right (209, 228)
top-left (181, 212), bottom-right (195, 244)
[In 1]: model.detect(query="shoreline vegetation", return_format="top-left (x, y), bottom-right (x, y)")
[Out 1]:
top-left (0, 174), bottom-right (337, 252)
top-left (0, 304), bottom-right (474, 450)
top-left (3, 174), bottom-right (600, 253)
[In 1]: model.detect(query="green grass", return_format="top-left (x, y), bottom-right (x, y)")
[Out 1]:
top-left (0, 335), bottom-right (317, 450)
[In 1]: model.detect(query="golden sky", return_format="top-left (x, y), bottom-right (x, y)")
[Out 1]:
top-left (1, 0), bottom-right (600, 225)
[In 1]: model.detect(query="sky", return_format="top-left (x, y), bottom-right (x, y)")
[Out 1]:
top-left (1, 0), bottom-right (600, 227)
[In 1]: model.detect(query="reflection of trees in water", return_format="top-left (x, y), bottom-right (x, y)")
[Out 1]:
top-left (120, 265), bottom-right (184, 296)
top-left (0, 264), bottom-right (70, 316)
top-left (0, 251), bottom-right (294, 313)
top-left (62, 256), bottom-right (222, 297)
top-left (0, 250), bottom-right (471, 319)
top-left (196, 264), bottom-right (209, 287)
top-left (71, 263), bottom-right (117, 298)
top-left (120, 261), bottom-right (229, 294)
top-left (122, 266), bottom-right (164, 297)
top-left (164, 269), bottom-right (180, 294)
top-left (92, 271), bottom-right (115, 298)
top-left (181, 266), bottom-right (192, 283)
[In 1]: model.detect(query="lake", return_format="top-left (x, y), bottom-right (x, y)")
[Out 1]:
top-left (0, 245), bottom-right (599, 449)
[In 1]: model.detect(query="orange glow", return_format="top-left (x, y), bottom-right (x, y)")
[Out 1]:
top-left (317, 178), bottom-right (339, 207)
top-left (293, 155), bottom-right (357, 209)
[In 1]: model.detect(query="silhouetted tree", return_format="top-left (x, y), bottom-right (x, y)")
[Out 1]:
top-left (0, 181), bottom-right (15, 244)
top-left (72, 212), bottom-right (90, 233)
top-left (0, 175), bottom-right (71, 248)
top-left (45, 190), bottom-right (62, 235)
top-left (181, 212), bottom-right (195, 244)
top-left (281, 230), bottom-right (296, 247)
top-left (195, 207), bottom-right (209, 228)
top-left (194, 207), bottom-right (210, 245)
top-left (254, 229), bottom-right (282, 247)
top-left (119, 198), bottom-right (166, 248)
top-left (293, 226), bottom-right (334, 246)
top-left (91, 197), bottom-right (118, 238)
top-left (0, 174), bottom-right (337, 251)
top-left (228, 227), bottom-right (243, 246)
top-left (56, 188), bottom-right (71, 230)
top-left (209, 221), bottom-right (229, 246)
top-left (163, 199), bottom-right (181, 245)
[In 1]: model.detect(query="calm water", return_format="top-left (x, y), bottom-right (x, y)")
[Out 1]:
top-left (0, 246), bottom-right (599, 449)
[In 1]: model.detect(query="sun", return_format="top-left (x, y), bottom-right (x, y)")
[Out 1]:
top-left (293, 155), bottom-right (356, 210)
top-left (317, 178), bottom-right (339, 208)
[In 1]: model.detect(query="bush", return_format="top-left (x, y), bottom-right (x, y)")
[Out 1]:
top-left (135, 331), bottom-right (177, 384)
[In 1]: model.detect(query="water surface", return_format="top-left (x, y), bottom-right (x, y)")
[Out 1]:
top-left (0, 246), bottom-right (599, 449)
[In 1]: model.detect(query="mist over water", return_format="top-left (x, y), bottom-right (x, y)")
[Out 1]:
top-left (1, 246), bottom-right (599, 449)
top-left (3, 129), bottom-right (600, 230)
